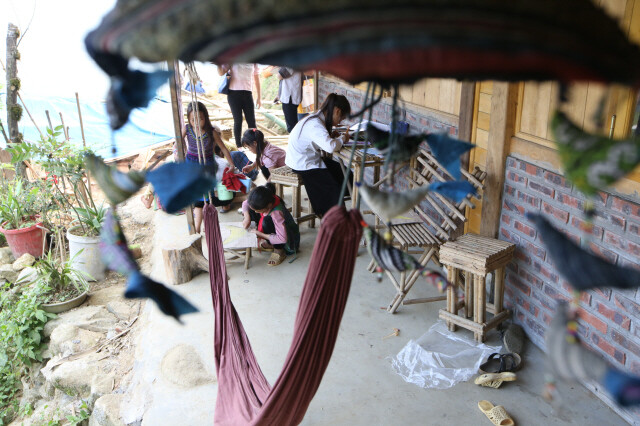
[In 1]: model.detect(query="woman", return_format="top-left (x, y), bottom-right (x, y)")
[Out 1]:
top-left (218, 63), bottom-right (262, 147)
top-left (285, 93), bottom-right (351, 217)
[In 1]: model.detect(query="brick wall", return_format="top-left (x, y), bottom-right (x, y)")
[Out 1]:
top-left (499, 156), bottom-right (640, 376)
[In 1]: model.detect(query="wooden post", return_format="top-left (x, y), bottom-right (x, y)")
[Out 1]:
top-left (480, 82), bottom-right (518, 238)
top-left (6, 23), bottom-right (25, 178)
top-left (458, 81), bottom-right (476, 172)
top-left (168, 60), bottom-right (196, 234)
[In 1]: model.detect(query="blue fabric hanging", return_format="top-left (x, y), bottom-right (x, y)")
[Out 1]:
top-left (147, 162), bottom-right (217, 214)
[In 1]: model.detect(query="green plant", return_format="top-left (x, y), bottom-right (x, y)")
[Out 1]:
top-left (34, 250), bottom-right (90, 304)
top-left (72, 203), bottom-right (107, 237)
top-left (0, 179), bottom-right (41, 230)
top-left (0, 282), bottom-right (55, 424)
top-left (66, 401), bottom-right (90, 426)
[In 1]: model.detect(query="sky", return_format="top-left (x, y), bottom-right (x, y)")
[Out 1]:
top-left (1, 0), bottom-right (118, 100)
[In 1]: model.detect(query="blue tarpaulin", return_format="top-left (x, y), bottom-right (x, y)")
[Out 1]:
top-left (7, 94), bottom-right (174, 159)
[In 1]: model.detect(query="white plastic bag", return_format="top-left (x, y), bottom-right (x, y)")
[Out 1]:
top-left (391, 321), bottom-right (501, 389)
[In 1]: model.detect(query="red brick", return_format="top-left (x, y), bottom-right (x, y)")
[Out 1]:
top-left (532, 260), bottom-right (559, 283)
top-left (500, 227), bottom-right (520, 245)
top-left (507, 274), bottom-right (531, 296)
top-left (516, 295), bottom-right (540, 318)
top-left (522, 239), bottom-right (546, 260)
top-left (627, 221), bottom-right (640, 238)
top-left (589, 242), bottom-right (618, 264)
top-left (578, 308), bottom-right (608, 333)
top-left (517, 191), bottom-right (540, 208)
top-left (506, 158), bottom-right (520, 169)
top-left (502, 214), bottom-right (511, 226)
top-left (506, 261), bottom-right (518, 274)
top-left (556, 192), bottom-right (585, 211)
top-left (614, 294), bottom-right (640, 319)
top-left (525, 316), bottom-right (547, 337)
top-left (570, 216), bottom-right (603, 239)
top-left (590, 332), bottom-right (626, 365)
top-left (559, 228), bottom-right (581, 245)
top-left (503, 199), bottom-right (525, 216)
top-left (529, 181), bottom-right (555, 198)
top-left (618, 257), bottom-right (640, 272)
top-left (513, 248), bottom-right (531, 265)
top-left (604, 231), bottom-right (640, 260)
top-left (594, 211), bottom-right (626, 231)
top-left (596, 303), bottom-right (631, 330)
top-left (532, 289), bottom-right (555, 311)
top-left (612, 197), bottom-right (640, 219)
top-left (542, 312), bottom-right (553, 325)
top-left (630, 361), bottom-right (640, 376)
top-left (513, 220), bottom-right (536, 239)
top-left (506, 171), bottom-right (527, 185)
top-left (542, 202), bottom-right (569, 224)
top-left (543, 171), bottom-right (571, 189)
top-left (612, 329), bottom-right (640, 357)
top-left (520, 162), bottom-right (543, 177)
top-left (595, 192), bottom-right (609, 206)
top-left (518, 268), bottom-right (544, 290)
top-left (543, 284), bottom-right (571, 302)
top-left (505, 184), bottom-right (516, 197)
top-left (591, 287), bottom-right (612, 301)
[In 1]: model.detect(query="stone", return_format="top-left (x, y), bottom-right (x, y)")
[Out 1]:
top-left (0, 264), bottom-right (18, 282)
top-left (106, 301), bottom-right (135, 321)
top-left (16, 266), bottom-right (37, 284)
top-left (45, 353), bottom-right (115, 405)
top-left (44, 306), bottom-right (118, 337)
top-left (89, 394), bottom-right (126, 426)
top-left (49, 324), bottom-right (103, 357)
top-left (12, 253), bottom-right (36, 271)
top-left (0, 247), bottom-right (14, 265)
top-left (160, 344), bottom-right (216, 388)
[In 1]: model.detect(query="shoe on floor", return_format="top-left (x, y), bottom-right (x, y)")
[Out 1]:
top-left (503, 323), bottom-right (525, 355)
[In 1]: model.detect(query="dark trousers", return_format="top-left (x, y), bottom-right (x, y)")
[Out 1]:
top-left (281, 101), bottom-right (299, 133)
top-left (228, 90), bottom-right (256, 147)
top-left (294, 158), bottom-right (349, 217)
top-left (248, 210), bottom-right (285, 249)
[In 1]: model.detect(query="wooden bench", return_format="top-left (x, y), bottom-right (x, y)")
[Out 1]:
top-left (269, 166), bottom-right (316, 228)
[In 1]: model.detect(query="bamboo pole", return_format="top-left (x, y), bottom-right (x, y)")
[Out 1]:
top-left (45, 110), bottom-right (53, 132)
top-left (59, 112), bottom-right (69, 141)
top-left (75, 92), bottom-right (92, 197)
top-left (17, 92), bottom-right (45, 140)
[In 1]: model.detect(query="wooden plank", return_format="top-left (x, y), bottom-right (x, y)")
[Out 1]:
top-left (458, 81), bottom-right (476, 171)
top-left (480, 82), bottom-right (519, 238)
top-left (478, 93), bottom-right (492, 114)
top-left (403, 295), bottom-right (446, 305)
top-left (479, 81), bottom-right (493, 95)
top-left (424, 79), bottom-right (440, 110)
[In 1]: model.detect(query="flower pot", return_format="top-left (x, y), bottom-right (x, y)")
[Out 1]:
top-left (0, 221), bottom-right (47, 259)
top-left (67, 226), bottom-right (105, 281)
top-left (41, 291), bottom-right (88, 314)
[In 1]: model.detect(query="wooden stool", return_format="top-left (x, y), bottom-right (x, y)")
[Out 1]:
top-left (269, 166), bottom-right (316, 227)
top-left (438, 234), bottom-right (515, 342)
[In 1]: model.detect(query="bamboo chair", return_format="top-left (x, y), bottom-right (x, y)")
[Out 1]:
top-left (370, 148), bottom-right (486, 313)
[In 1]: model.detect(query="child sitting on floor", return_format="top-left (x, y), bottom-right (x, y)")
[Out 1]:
top-left (242, 183), bottom-right (300, 266)
top-left (241, 129), bottom-right (286, 181)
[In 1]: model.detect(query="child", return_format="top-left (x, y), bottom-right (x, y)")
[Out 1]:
top-left (241, 129), bottom-right (286, 180)
top-left (242, 183), bottom-right (300, 266)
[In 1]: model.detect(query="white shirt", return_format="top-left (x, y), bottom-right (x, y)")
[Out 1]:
top-left (278, 68), bottom-right (302, 105)
top-left (286, 112), bottom-right (343, 171)
top-left (228, 64), bottom-right (258, 91)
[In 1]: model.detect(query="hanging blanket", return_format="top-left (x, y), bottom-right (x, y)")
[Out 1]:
top-left (204, 204), bottom-right (363, 425)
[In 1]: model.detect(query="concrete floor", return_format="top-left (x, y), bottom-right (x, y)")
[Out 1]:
top-left (123, 206), bottom-right (628, 426)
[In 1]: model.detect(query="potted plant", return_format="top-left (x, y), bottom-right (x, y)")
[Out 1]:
top-left (34, 249), bottom-right (90, 314)
top-left (66, 203), bottom-right (108, 281)
top-left (0, 179), bottom-right (47, 258)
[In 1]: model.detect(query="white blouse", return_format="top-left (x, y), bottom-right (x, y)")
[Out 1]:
top-left (285, 112), bottom-right (343, 171)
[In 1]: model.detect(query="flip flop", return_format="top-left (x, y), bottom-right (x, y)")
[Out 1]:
top-left (479, 353), bottom-right (522, 373)
top-left (478, 400), bottom-right (515, 426)
top-left (474, 372), bottom-right (517, 389)
top-left (267, 252), bottom-right (286, 266)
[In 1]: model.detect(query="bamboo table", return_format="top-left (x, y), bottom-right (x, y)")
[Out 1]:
top-left (438, 234), bottom-right (515, 342)
top-left (333, 145), bottom-right (385, 210)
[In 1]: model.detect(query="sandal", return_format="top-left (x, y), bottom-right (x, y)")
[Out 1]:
top-left (478, 400), bottom-right (515, 426)
top-left (479, 353), bottom-right (522, 373)
top-left (260, 242), bottom-right (274, 252)
top-left (474, 372), bottom-right (516, 389)
top-left (220, 205), bottom-right (233, 214)
top-left (267, 252), bottom-right (286, 267)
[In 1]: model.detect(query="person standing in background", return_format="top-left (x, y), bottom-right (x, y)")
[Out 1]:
top-left (218, 63), bottom-right (262, 147)
top-left (276, 67), bottom-right (302, 132)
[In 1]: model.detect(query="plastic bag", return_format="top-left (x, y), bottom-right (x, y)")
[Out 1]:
top-left (391, 321), bottom-right (501, 389)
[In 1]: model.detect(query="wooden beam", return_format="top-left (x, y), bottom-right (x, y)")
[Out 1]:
top-left (458, 81), bottom-right (476, 171)
top-left (480, 82), bottom-right (519, 238)
top-left (168, 61), bottom-right (196, 235)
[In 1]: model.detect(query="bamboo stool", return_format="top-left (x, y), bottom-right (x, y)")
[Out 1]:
top-left (438, 234), bottom-right (515, 342)
top-left (269, 166), bottom-right (316, 228)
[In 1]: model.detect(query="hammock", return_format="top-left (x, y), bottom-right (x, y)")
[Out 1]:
top-left (203, 204), bottom-right (363, 425)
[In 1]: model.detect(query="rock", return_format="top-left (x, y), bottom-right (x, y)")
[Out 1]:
top-left (106, 301), bottom-right (136, 321)
top-left (160, 344), bottom-right (215, 388)
top-left (89, 394), bottom-right (126, 426)
top-left (12, 253), bottom-right (36, 271)
top-left (46, 353), bottom-right (115, 405)
top-left (0, 247), bottom-right (14, 265)
top-left (0, 264), bottom-right (18, 282)
top-left (16, 266), bottom-right (37, 284)
top-left (49, 324), bottom-right (103, 357)
top-left (44, 306), bottom-right (118, 337)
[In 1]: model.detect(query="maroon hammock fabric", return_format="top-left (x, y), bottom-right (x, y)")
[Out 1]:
top-left (203, 204), bottom-right (363, 425)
